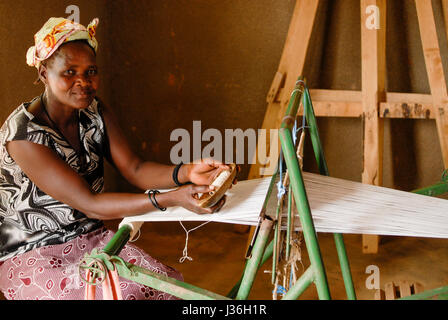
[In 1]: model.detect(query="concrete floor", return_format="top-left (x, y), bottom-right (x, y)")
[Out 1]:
top-left (105, 220), bottom-right (448, 300)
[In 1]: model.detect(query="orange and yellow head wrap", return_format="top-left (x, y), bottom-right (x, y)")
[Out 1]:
top-left (26, 17), bottom-right (99, 69)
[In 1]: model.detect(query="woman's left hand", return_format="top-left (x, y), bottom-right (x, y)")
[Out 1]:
top-left (185, 158), bottom-right (239, 187)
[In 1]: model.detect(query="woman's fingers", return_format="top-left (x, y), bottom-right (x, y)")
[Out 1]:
top-left (191, 184), bottom-right (214, 195)
top-left (179, 168), bottom-right (234, 214)
top-left (191, 194), bottom-right (227, 215)
top-left (208, 195), bottom-right (227, 213)
top-left (216, 195), bottom-right (227, 211)
top-left (201, 158), bottom-right (231, 172)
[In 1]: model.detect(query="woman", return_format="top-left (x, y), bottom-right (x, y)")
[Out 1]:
top-left (0, 17), bottom-right (233, 300)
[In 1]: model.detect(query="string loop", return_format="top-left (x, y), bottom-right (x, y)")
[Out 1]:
top-left (178, 221), bottom-right (211, 263)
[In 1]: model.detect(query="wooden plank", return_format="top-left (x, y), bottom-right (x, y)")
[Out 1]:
top-left (240, 0), bottom-right (319, 235)
top-left (382, 92), bottom-right (434, 119)
top-left (248, 0), bottom-right (320, 181)
top-left (411, 282), bottom-right (424, 295)
top-left (442, 0), bottom-right (448, 43)
top-left (381, 281), bottom-right (424, 299)
top-left (297, 100), bottom-right (434, 119)
top-left (380, 102), bottom-right (434, 119)
top-left (298, 101), bottom-right (363, 118)
top-left (308, 89), bottom-right (363, 102)
top-left (266, 72), bottom-right (285, 104)
top-left (361, 0), bottom-right (387, 254)
top-left (308, 90), bottom-right (432, 104)
top-left (386, 92), bottom-right (432, 104)
top-left (277, 90), bottom-right (436, 119)
top-left (384, 282), bottom-right (397, 300)
top-left (399, 280), bottom-right (412, 298)
top-left (275, 0), bottom-right (321, 113)
top-left (361, 0), bottom-right (386, 189)
top-left (305, 89), bottom-right (363, 117)
top-left (374, 289), bottom-right (385, 300)
top-left (415, 0), bottom-right (448, 169)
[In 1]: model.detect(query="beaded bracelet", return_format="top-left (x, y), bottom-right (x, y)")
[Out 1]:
top-left (147, 190), bottom-right (166, 211)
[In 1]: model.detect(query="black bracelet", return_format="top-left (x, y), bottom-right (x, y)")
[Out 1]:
top-left (147, 190), bottom-right (166, 211)
top-left (172, 162), bottom-right (191, 187)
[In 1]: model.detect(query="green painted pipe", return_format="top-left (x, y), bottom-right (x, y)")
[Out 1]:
top-left (102, 224), bottom-right (132, 256)
top-left (281, 266), bottom-right (315, 300)
top-left (303, 87), bottom-right (356, 300)
top-left (279, 127), bottom-right (330, 300)
top-left (278, 87), bottom-right (331, 300)
top-left (412, 182), bottom-right (448, 197)
top-left (235, 218), bottom-right (274, 300)
top-left (398, 285), bottom-right (448, 300)
top-left (227, 239), bottom-right (274, 298)
top-left (272, 202), bottom-right (282, 284)
top-left (286, 184), bottom-right (293, 260)
top-left (302, 87), bottom-right (329, 176)
top-left (115, 260), bottom-right (230, 300)
top-left (101, 225), bottom-right (228, 300)
top-left (333, 233), bottom-right (356, 300)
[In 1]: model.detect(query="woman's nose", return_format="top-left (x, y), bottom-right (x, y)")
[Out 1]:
top-left (75, 74), bottom-right (92, 86)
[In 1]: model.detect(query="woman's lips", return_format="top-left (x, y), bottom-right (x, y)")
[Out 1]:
top-left (73, 90), bottom-right (94, 98)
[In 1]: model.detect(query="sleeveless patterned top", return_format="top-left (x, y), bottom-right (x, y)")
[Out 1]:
top-left (0, 96), bottom-right (107, 261)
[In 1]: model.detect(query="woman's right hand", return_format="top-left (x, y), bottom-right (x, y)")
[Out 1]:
top-left (170, 184), bottom-right (227, 215)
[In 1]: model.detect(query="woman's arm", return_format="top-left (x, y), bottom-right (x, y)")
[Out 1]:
top-left (6, 140), bottom-right (224, 220)
top-left (99, 99), bottom-right (230, 190)
top-left (99, 99), bottom-right (189, 190)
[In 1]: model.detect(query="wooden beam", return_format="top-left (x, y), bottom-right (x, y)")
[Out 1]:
top-left (384, 282), bottom-right (397, 300)
top-left (298, 90), bottom-right (435, 119)
top-left (240, 0), bottom-right (320, 235)
top-left (309, 90), bottom-right (432, 104)
top-left (381, 93), bottom-right (434, 118)
top-left (304, 89), bottom-right (363, 117)
top-left (309, 89), bottom-right (363, 102)
top-left (248, 0), bottom-right (319, 180)
top-left (415, 0), bottom-right (448, 169)
top-left (385, 92), bottom-right (432, 104)
top-left (266, 72), bottom-right (285, 104)
top-left (360, 0), bottom-right (386, 254)
top-left (380, 102), bottom-right (434, 119)
top-left (298, 101), bottom-right (363, 118)
top-left (441, 0), bottom-right (448, 43)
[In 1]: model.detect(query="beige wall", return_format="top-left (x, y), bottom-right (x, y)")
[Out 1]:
top-left (0, 0), bottom-right (446, 196)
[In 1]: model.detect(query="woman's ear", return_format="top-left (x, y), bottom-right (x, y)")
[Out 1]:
top-left (38, 64), bottom-right (48, 85)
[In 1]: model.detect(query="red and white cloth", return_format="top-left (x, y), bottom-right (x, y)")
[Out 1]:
top-left (0, 227), bottom-right (183, 300)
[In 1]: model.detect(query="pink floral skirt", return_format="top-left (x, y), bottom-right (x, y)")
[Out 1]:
top-left (0, 227), bottom-right (183, 300)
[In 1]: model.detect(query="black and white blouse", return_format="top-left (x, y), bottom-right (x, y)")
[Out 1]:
top-left (0, 97), bottom-right (107, 261)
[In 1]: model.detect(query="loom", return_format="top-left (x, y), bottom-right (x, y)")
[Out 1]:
top-left (79, 78), bottom-right (448, 300)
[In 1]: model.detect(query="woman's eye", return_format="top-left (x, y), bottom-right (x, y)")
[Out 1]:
top-left (87, 69), bottom-right (98, 76)
top-left (65, 69), bottom-right (75, 76)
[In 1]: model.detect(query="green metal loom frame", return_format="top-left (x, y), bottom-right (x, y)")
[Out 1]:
top-left (80, 78), bottom-right (448, 300)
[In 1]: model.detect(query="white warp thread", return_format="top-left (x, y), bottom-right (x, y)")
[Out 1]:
top-left (121, 172), bottom-right (448, 239)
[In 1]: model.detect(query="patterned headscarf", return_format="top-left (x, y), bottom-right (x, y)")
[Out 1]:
top-left (26, 17), bottom-right (99, 69)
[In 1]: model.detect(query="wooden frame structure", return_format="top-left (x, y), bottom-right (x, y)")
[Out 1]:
top-left (246, 0), bottom-right (448, 253)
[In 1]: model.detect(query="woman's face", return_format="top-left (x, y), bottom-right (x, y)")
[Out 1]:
top-left (41, 41), bottom-right (99, 109)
